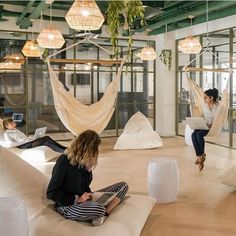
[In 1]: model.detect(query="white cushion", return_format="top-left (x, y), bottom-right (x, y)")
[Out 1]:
top-left (220, 166), bottom-right (236, 188)
top-left (0, 147), bottom-right (155, 236)
top-left (0, 130), bottom-right (5, 142)
top-left (185, 124), bottom-right (193, 146)
top-left (9, 146), bottom-right (60, 162)
top-left (114, 111), bottom-right (163, 150)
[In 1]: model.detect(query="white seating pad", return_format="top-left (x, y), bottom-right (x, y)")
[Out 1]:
top-left (114, 111), bottom-right (163, 150)
top-left (9, 146), bottom-right (60, 162)
top-left (0, 147), bottom-right (155, 236)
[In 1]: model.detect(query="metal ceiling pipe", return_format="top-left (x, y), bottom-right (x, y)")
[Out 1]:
top-left (16, 0), bottom-right (37, 25)
top-left (148, 1), bottom-right (236, 31)
top-left (145, 1), bottom-right (205, 25)
top-left (150, 6), bottom-right (236, 35)
top-left (2, 9), bottom-right (65, 22)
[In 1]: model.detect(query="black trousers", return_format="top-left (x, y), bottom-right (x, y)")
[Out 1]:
top-left (191, 130), bottom-right (209, 156)
top-left (17, 136), bottom-right (66, 153)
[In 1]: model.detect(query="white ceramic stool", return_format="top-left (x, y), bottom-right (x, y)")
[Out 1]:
top-left (0, 197), bottom-right (29, 236)
top-left (147, 158), bottom-right (179, 204)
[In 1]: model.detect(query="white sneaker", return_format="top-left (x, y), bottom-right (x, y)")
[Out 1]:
top-left (91, 216), bottom-right (106, 226)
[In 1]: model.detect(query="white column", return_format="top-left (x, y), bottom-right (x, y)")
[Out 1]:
top-left (155, 32), bottom-right (176, 137)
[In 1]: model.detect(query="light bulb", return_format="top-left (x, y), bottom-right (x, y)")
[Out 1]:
top-left (81, 9), bottom-right (90, 16)
top-left (15, 56), bottom-right (20, 60)
top-left (84, 65), bottom-right (90, 70)
top-left (48, 33), bottom-right (55, 40)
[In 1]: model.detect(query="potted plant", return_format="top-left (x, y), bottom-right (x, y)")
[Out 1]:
top-left (159, 49), bottom-right (173, 71)
top-left (106, 0), bottom-right (145, 60)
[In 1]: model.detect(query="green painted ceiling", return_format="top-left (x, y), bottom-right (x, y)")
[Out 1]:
top-left (0, 1), bottom-right (236, 35)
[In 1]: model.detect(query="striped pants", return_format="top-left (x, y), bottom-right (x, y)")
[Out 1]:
top-left (56, 181), bottom-right (128, 222)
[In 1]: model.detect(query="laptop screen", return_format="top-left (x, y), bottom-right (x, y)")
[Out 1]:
top-left (12, 113), bottom-right (23, 122)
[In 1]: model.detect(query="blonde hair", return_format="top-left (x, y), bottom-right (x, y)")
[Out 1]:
top-left (2, 118), bottom-right (14, 130)
top-left (66, 130), bottom-right (101, 167)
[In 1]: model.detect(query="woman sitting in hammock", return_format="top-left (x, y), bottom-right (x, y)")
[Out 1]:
top-left (192, 88), bottom-right (219, 171)
top-left (2, 118), bottom-right (66, 153)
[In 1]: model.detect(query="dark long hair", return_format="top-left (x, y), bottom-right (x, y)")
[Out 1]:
top-left (204, 88), bottom-right (219, 102)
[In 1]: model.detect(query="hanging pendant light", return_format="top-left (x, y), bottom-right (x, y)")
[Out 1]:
top-left (179, 35), bottom-right (202, 54)
top-left (22, 40), bottom-right (42, 57)
top-left (65, 0), bottom-right (105, 31)
top-left (0, 61), bottom-right (22, 72)
top-left (139, 46), bottom-right (157, 61)
top-left (37, 4), bottom-right (65, 49)
top-left (4, 53), bottom-right (25, 64)
top-left (178, 15), bottom-right (202, 54)
top-left (37, 25), bottom-right (65, 49)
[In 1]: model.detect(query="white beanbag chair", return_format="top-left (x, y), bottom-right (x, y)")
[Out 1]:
top-left (114, 111), bottom-right (163, 150)
top-left (185, 124), bottom-right (193, 146)
top-left (220, 166), bottom-right (236, 188)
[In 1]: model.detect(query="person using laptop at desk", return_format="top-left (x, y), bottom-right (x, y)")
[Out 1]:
top-left (191, 88), bottom-right (219, 171)
top-left (2, 118), bottom-right (66, 153)
top-left (46, 130), bottom-right (128, 226)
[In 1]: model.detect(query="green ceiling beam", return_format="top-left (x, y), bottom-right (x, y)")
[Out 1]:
top-left (2, 9), bottom-right (65, 22)
top-left (16, 0), bottom-right (37, 25)
top-left (145, 1), bottom-right (205, 25)
top-left (150, 5), bottom-right (236, 35)
top-left (19, 1), bottom-right (50, 29)
top-left (148, 1), bottom-right (236, 33)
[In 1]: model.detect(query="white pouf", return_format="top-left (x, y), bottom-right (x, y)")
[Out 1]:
top-left (147, 158), bottom-right (179, 204)
top-left (185, 124), bottom-right (193, 146)
top-left (0, 197), bottom-right (29, 236)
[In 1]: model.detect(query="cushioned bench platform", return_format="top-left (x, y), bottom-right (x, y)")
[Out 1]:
top-left (0, 147), bottom-right (155, 236)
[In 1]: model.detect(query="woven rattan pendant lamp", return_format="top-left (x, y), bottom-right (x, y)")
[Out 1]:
top-left (139, 46), bottom-right (157, 61)
top-left (65, 0), bottom-right (105, 31)
top-left (179, 35), bottom-right (202, 54)
top-left (22, 40), bottom-right (42, 57)
top-left (37, 5), bottom-right (65, 49)
top-left (179, 16), bottom-right (202, 54)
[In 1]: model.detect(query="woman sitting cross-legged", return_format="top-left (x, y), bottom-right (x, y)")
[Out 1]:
top-left (2, 118), bottom-right (66, 153)
top-left (46, 130), bottom-right (128, 226)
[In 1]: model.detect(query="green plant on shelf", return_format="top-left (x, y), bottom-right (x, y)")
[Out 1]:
top-left (159, 49), bottom-right (172, 71)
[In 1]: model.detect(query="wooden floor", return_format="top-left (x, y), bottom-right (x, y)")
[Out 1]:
top-left (34, 136), bottom-right (236, 236)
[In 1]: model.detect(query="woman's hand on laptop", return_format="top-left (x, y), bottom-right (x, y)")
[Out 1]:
top-left (77, 192), bottom-right (93, 203)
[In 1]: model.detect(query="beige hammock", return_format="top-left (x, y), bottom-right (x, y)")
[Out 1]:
top-left (185, 73), bottom-right (229, 136)
top-left (47, 38), bottom-right (123, 135)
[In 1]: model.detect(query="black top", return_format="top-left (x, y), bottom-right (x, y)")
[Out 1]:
top-left (46, 154), bottom-right (93, 207)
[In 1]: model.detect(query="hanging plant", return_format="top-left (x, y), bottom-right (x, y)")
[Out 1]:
top-left (159, 49), bottom-right (172, 71)
top-left (106, 0), bottom-right (145, 61)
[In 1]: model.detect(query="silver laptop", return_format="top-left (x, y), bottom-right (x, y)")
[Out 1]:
top-left (92, 192), bottom-right (117, 206)
top-left (186, 117), bottom-right (209, 130)
top-left (33, 127), bottom-right (47, 140)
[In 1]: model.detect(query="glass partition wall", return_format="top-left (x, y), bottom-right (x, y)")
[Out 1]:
top-left (177, 28), bottom-right (236, 148)
top-left (0, 31), bottom-right (155, 137)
